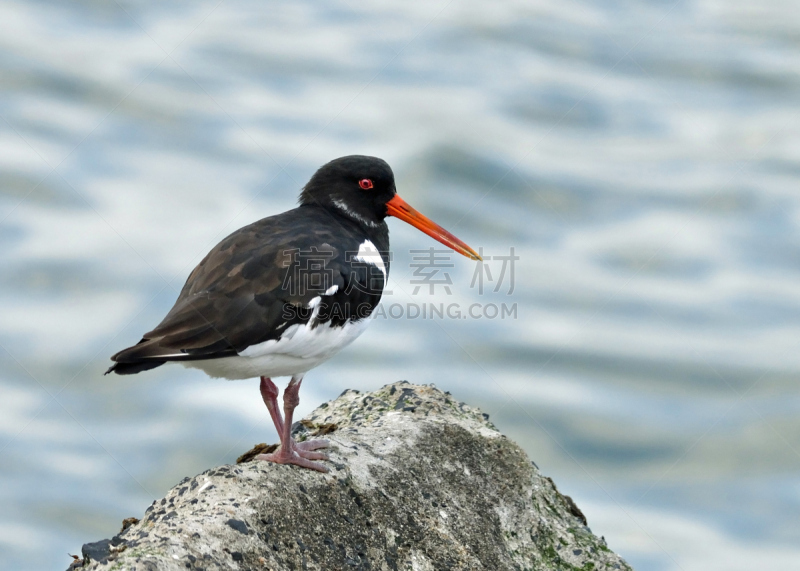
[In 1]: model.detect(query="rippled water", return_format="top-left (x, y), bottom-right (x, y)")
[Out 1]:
top-left (2, 1), bottom-right (799, 570)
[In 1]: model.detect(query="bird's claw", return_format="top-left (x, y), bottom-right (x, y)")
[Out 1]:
top-left (293, 438), bottom-right (329, 461)
top-left (294, 439), bottom-right (329, 452)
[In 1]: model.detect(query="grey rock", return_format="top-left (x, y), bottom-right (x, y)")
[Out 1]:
top-left (72, 381), bottom-right (633, 571)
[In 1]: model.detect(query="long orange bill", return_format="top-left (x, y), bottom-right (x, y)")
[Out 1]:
top-left (386, 194), bottom-right (482, 261)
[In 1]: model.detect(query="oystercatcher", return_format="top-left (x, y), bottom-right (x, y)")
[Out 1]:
top-left (107, 155), bottom-right (480, 472)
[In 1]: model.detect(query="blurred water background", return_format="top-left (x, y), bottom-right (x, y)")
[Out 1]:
top-left (2, 1), bottom-right (799, 569)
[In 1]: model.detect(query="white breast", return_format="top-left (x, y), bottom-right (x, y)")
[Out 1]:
top-left (182, 316), bottom-right (372, 380)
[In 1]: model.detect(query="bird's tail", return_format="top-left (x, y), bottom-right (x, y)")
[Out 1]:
top-left (106, 338), bottom-right (167, 375)
top-left (105, 360), bottom-right (165, 375)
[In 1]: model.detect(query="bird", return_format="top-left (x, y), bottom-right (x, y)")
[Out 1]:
top-left (107, 155), bottom-right (480, 472)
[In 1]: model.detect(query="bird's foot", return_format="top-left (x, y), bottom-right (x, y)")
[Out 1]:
top-left (257, 376), bottom-right (330, 472)
top-left (256, 444), bottom-right (329, 473)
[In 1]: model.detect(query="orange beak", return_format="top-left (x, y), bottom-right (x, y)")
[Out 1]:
top-left (386, 195), bottom-right (482, 261)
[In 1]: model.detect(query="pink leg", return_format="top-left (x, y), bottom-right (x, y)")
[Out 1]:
top-left (260, 376), bottom-right (327, 453)
top-left (282, 378), bottom-right (330, 457)
top-left (256, 375), bottom-right (329, 472)
top-left (259, 377), bottom-right (284, 435)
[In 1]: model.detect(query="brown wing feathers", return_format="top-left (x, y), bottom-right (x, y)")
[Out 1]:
top-left (106, 207), bottom-right (356, 375)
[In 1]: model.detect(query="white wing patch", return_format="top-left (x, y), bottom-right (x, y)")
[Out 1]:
top-left (306, 287), bottom-right (337, 323)
top-left (307, 285), bottom-right (337, 310)
top-left (355, 239), bottom-right (386, 277)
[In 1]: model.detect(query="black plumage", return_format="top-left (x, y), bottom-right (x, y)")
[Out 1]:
top-left (108, 156), bottom-right (392, 375)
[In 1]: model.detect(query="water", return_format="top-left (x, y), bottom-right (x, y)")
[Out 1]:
top-left (1, 1), bottom-right (799, 569)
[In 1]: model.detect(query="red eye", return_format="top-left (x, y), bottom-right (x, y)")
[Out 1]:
top-left (358, 179), bottom-right (374, 190)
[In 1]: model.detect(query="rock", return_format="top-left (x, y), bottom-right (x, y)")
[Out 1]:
top-left (70, 381), bottom-right (633, 571)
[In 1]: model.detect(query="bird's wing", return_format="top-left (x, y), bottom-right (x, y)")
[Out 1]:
top-left (109, 209), bottom-right (375, 368)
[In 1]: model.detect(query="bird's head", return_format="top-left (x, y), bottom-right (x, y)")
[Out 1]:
top-left (300, 155), bottom-right (481, 260)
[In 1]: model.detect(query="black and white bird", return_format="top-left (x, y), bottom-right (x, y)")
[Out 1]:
top-left (107, 155), bottom-right (480, 472)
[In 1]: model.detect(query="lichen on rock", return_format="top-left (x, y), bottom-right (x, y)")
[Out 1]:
top-left (70, 381), bottom-right (633, 571)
